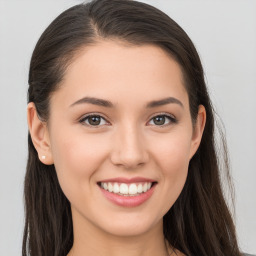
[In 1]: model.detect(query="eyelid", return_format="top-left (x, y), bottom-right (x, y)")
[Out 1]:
top-left (79, 112), bottom-right (110, 128)
top-left (147, 112), bottom-right (177, 127)
top-left (148, 112), bottom-right (176, 120)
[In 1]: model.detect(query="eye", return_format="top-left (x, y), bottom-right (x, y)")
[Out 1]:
top-left (148, 114), bottom-right (177, 127)
top-left (79, 114), bottom-right (109, 127)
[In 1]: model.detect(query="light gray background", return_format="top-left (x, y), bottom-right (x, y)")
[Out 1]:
top-left (0, 0), bottom-right (255, 255)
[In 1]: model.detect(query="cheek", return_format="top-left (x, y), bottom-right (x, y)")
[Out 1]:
top-left (154, 132), bottom-right (192, 173)
top-left (49, 128), bottom-right (108, 196)
top-left (151, 131), bottom-right (192, 198)
top-left (152, 137), bottom-right (191, 214)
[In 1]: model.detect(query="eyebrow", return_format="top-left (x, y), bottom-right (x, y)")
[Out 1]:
top-left (146, 97), bottom-right (183, 108)
top-left (70, 96), bottom-right (114, 108)
top-left (70, 96), bottom-right (184, 108)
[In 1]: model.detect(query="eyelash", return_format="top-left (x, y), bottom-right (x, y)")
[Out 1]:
top-left (79, 112), bottom-right (178, 128)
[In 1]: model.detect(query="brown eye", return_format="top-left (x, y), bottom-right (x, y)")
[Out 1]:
top-left (149, 114), bottom-right (177, 127)
top-left (80, 115), bottom-right (108, 127)
top-left (153, 116), bottom-right (166, 125)
top-left (88, 116), bottom-right (101, 125)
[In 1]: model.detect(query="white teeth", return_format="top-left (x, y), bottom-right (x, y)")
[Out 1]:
top-left (128, 184), bottom-right (137, 195)
top-left (113, 183), bottom-right (119, 193)
top-left (100, 182), bottom-right (153, 196)
top-left (120, 183), bottom-right (128, 194)
top-left (108, 183), bottom-right (113, 192)
top-left (137, 184), bottom-right (143, 193)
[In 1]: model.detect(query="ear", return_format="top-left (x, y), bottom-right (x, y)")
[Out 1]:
top-left (27, 102), bottom-right (54, 165)
top-left (189, 105), bottom-right (206, 159)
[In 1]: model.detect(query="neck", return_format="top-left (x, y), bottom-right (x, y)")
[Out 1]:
top-left (68, 209), bottom-right (171, 256)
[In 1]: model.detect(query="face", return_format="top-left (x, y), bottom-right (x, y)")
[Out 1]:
top-left (35, 40), bottom-right (204, 237)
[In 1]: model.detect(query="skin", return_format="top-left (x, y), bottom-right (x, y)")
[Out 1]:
top-left (27, 40), bottom-right (206, 256)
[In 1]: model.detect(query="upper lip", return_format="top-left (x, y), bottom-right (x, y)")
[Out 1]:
top-left (98, 177), bottom-right (157, 184)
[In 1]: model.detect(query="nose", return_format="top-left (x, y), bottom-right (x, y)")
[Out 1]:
top-left (110, 124), bottom-right (149, 170)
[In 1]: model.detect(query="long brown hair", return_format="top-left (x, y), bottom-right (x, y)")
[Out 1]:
top-left (23, 0), bottom-right (242, 255)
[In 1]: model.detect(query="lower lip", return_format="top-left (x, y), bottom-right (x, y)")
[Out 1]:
top-left (99, 184), bottom-right (156, 207)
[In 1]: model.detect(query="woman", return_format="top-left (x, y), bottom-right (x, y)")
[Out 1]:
top-left (23, 0), bottom-right (248, 255)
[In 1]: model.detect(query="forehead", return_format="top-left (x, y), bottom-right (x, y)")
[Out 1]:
top-left (54, 40), bottom-right (188, 109)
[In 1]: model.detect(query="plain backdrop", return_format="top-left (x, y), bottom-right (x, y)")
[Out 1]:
top-left (0, 0), bottom-right (255, 255)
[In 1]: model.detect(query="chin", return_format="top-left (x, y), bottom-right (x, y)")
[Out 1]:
top-left (95, 214), bottom-right (163, 237)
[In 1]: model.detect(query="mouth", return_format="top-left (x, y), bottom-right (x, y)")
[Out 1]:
top-left (97, 181), bottom-right (157, 196)
top-left (97, 178), bottom-right (157, 207)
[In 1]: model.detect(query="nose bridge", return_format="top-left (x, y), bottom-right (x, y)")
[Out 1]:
top-left (110, 121), bottom-right (149, 169)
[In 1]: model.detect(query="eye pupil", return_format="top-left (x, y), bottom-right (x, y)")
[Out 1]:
top-left (154, 116), bottom-right (165, 125)
top-left (89, 116), bottom-right (101, 125)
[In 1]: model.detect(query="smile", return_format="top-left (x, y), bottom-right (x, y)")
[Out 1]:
top-left (97, 178), bottom-right (157, 207)
top-left (100, 182), bottom-right (153, 196)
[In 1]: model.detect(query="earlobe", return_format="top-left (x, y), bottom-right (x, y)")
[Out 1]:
top-left (189, 105), bottom-right (206, 159)
top-left (27, 102), bottom-right (54, 165)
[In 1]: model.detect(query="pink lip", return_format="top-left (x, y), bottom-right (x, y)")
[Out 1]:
top-left (99, 176), bottom-right (156, 184)
top-left (99, 183), bottom-right (157, 207)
